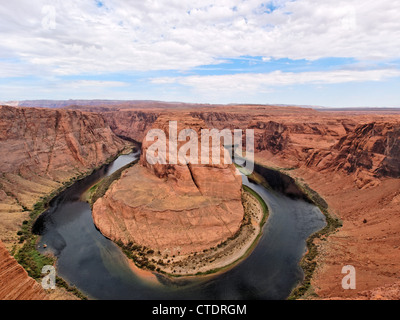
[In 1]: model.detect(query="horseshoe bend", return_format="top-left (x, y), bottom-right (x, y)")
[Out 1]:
top-left (1, 103), bottom-right (400, 300)
top-left (91, 114), bottom-right (265, 276)
top-left (3, 0), bottom-right (400, 306)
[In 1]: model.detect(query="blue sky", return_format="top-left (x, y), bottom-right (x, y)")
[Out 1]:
top-left (1, 0), bottom-right (400, 107)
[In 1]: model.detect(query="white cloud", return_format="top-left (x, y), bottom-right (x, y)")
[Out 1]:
top-left (152, 68), bottom-right (400, 94)
top-left (67, 80), bottom-right (128, 88)
top-left (0, 0), bottom-right (399, 77)
top-left (0, 78), bottom-right (130, 100)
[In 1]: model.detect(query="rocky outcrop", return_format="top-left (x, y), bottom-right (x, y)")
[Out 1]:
top-left (92, 114), bottom-right (244, 255)
top-left (251, 121), bottom-right (289, 154)
top-left (0, 241), bottom-right (47, 300)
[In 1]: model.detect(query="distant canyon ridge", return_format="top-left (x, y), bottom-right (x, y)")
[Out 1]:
top-left (0, 101), bottom-right (400, 300)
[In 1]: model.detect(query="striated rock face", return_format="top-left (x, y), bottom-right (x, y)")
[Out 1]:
top-left (0, 105), bottom-right (127, 176)
top-left (333, 122), bottom-right (400, 178)
top-left (251, 121), bottom-right (289, 154)
top-left (0, 241), bottom-right (48, 300)
top-left (139, 113), bottom-right (243, 198)
top-left (305, 121), bottom-right (400, 188)
top-left (92, 114), bottom-right (244, 255)
top-left (0, 105), bottom-right (130, 216)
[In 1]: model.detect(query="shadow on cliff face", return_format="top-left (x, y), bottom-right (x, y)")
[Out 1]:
top-left (252, 163), bottom-right (310, 202)
top-left (246, 161), bottom-right (329, 213)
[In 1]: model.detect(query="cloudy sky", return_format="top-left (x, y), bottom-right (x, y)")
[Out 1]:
top-left (1, 0), bottom-right (400, 107)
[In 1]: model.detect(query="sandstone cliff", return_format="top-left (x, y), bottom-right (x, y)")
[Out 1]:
top-left (92, 114), bottom-right (244, 255)
top-left (0, 106), bottom-right (129, 208)
top-left (305, 121), bottom-right (400, 188)
top-left (0, 240), bottom-right (48, 300)
top-left (0, 105), bottom-right (131, 247)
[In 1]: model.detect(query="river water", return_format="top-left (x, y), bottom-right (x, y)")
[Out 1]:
top-left (34, 152), bottom-right (326, 300)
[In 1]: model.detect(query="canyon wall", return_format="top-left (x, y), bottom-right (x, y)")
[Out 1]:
top-left (0, 105), bottom-right (131, 247)
top-left (190, 108), bottom-right (400, 188)
top-left (190, 108), bottom-right (349, 160)
top-left (0, 105), bottom-right (132, 300)
top-left (102, 110), bottom-right (159, 143)
top-left (82, 106), bottom-right (400, 189)
top-left (306, 122), bottom-right (400, 186)
top-left (0, 105), bottom-right (129, 208)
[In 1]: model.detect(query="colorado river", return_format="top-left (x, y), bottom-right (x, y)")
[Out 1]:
top-left (34, 152), bottom-right (326, 300)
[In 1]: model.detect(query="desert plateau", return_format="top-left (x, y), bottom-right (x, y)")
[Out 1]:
top-left (1, 1), bottom-right (400, 308)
